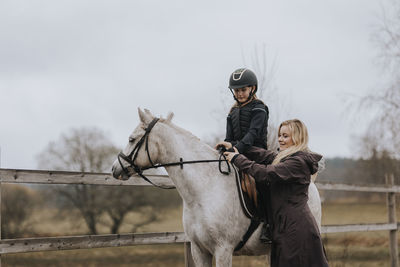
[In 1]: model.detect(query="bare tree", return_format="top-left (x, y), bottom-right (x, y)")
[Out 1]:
top-left (100, 186), bottom-right (181, 234)
top-left (1, 184), bottom-right (42, 238)
top-left (357, 1), bottom-right (400, 158)
top-left (343, 1), bottom-right (400, 190)
top-left (37, 127), bottom-right (180, 234)
top-left (37, 127), bottom-right (118, 234)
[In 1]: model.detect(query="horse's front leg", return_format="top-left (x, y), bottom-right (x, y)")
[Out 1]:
top-left (215, 247), bottom-right (233, 267)
top-left (191, 242), bottom-right (213, 267)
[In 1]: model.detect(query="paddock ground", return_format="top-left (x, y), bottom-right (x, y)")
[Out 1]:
top-left (2, 200), bottom-right (399, 267)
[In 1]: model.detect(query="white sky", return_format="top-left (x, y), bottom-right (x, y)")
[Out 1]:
top-left (0, 0), bottom-right (387, 169)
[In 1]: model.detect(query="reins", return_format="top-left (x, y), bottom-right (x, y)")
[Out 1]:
top-left (118, 118), bottom-right (231, 189)
top-left (118, 117), bottom-right (260, 252)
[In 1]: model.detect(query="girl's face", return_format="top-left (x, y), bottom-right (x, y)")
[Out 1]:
top-left (278, 125), bottom-right (294, 150)
top-left (233, 86), bottom-right (253, 103)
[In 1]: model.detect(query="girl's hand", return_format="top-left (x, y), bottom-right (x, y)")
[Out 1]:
top-left (214, 141), bottom-right (232, 151)
top-left (223, 147), bottom-right (239, 162)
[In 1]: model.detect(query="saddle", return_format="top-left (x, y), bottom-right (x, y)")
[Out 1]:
top-left (235, 168), bottom-right (264, 220)
top-left (241, 173), bottom-right (258, 209)
top-left (233, 166), bottom-right (270, 251)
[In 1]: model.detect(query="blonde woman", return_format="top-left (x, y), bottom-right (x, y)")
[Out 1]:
top-left (223, 119), bottom-right (329, 267)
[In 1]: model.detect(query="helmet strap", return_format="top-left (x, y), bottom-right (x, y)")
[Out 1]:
top-left (246, 88), bottom-right (255, 103)
top-left (229, 88), bottom-right (241, 104)
top-left (244, 86), bottom-right (257, 104)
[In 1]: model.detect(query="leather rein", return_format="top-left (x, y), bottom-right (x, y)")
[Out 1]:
top-left (117, 117), bottom-right (259, 252)
top-left (117, 118), bottom-right (231, 189)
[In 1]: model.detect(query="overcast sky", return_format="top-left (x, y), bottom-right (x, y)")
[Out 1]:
top-left (0, 0), bottom-right (388, 169)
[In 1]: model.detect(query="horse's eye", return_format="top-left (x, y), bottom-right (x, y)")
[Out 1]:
top-left (129, 137), bottom-right (135, 143)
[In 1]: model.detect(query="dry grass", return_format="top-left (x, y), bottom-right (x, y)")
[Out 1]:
top-left (23, 205), bottom-right (184, 237)
top-left (3, 200), bottom-right (399, 266)
top-left (322, 201), bottom-right (389, 225)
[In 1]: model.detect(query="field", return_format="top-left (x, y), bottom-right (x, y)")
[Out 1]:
top-left (2, 199), bottom-right (399, 267)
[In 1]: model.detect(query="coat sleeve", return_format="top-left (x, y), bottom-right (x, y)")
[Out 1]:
top-left (242, 146), bottom-right (276, 164)
top-left (233, 154), bottom-right (307, 184)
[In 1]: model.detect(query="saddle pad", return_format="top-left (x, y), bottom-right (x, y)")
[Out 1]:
top-left (233, 165), bottom-right (262, 220)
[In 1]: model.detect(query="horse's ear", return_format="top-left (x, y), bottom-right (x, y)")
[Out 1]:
top-left (138, 108), bottom-right (153, 124)
top-left (166, 112), bottom-right (174, 123)
top-left (144, 108), bottom-right (153, 117)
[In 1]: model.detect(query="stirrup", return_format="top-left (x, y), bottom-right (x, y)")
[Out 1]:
top-left (259, 235), bottom-right (272, 244)
top-left (259, 223), bottom-right (272, 244)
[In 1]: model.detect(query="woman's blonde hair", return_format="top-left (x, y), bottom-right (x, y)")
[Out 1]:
top-left (272, 119), bottom-right (310, 165)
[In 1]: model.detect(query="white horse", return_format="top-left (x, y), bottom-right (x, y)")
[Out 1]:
top-left (112, 108), bottom-right (322, 267)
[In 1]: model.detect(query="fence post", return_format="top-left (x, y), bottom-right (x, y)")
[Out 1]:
top-left (387, 174), bottom-right (399, 267)
top-left (0, 181), bottom-right (2, 267)
top-left (184, 242), bottom-right (195, 267)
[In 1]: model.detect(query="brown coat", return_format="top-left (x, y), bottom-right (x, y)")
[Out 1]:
top-left (233, 147), bottom-right (329, 267)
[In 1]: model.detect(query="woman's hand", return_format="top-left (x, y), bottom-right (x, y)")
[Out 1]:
top-left (223, 147), bottom-right (239, 162)
top-left (214, 141), bottom-right (233, 151)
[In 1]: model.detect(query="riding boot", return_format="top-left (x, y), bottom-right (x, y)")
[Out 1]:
top-left (259, 222), bottom-right (272, 244)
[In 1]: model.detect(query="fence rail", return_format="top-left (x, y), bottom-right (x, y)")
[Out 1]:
top-left (0, 168), bottom-right (170, 187)
top-left (0, 232), bottom-right (188, 254)
top-left (0, 168), bottom-right (398, 266)
top-left (0, 223), bottom-right (395, 255)
top-left (2, 168), bottom-right (400, 192)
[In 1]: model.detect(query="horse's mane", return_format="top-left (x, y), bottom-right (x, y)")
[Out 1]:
top-left (160, 117), bottom-right (198, 139)
top-left (159, 116), bottom-right (216, 154)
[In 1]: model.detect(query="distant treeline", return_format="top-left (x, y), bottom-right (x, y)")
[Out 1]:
top-left (319, 156), bottom-right (400, 185)
top-left (318, 156), bottom-right (400, 202)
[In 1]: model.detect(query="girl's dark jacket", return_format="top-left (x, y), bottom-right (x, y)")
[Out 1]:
top-left (225, 99), bottom-right (268, 153)
top-left (232, 147), bottom-right (329, 267)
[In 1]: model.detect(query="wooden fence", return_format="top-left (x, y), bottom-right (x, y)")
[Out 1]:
top-left (0, 168), bottom-right (398, 267)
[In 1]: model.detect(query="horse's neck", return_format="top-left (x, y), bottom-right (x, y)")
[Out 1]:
top-left (158, 125), bottom-right (235, 204)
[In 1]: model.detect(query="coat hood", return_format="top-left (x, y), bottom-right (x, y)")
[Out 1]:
top-left (296, 151), bottom-right (323, 175)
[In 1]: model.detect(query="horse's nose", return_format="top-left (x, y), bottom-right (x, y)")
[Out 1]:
top-left (111, 164), bottom-right (117, 175)
top-left (111, 165), bottom-right (119, 179)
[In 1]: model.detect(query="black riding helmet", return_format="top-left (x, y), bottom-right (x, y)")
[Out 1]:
top-left (228, 68), bottom-right (258, 103)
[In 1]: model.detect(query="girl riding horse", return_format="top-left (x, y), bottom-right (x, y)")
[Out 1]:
top-left (215, 67), bottom-right (271, 243)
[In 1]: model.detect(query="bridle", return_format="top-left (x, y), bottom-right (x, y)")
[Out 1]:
top-left (117, 117), bottom-right (259, 251)
top-left (117, 118), bottom-right (231, 189)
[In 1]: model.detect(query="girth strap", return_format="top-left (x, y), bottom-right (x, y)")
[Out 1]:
top-left (234, 219), bottom-right (261, 251)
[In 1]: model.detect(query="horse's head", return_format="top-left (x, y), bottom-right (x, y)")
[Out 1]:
top-left (111, 108), bottom-right (173, 180)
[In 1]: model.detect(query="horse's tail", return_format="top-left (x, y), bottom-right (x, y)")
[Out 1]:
top-left (312, 157), bottom-right (326, 182)
top-left (311, 173), bottom-right (318, 182)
